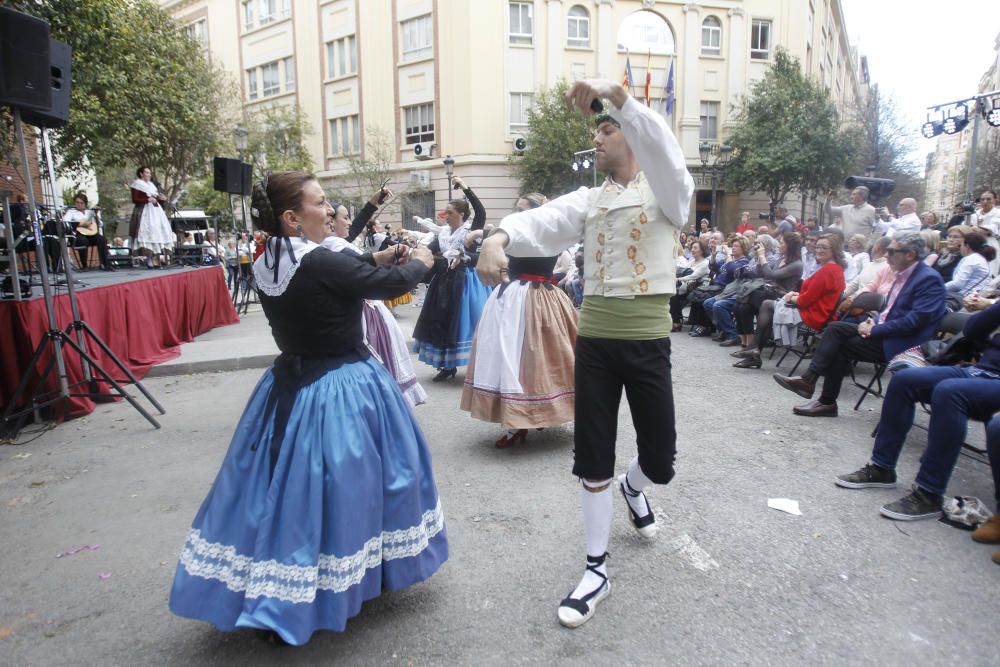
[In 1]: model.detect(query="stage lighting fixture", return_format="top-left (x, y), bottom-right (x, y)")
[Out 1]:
top-left (942, 105), bottom-right (970, 135)
top-left (571, 161), bottom-right (579, 172)
top-left (986, 98), bottom-right (1000, 128)
top-left (581, 158), bottom-right (591, 169)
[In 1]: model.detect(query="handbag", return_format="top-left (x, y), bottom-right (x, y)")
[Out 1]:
top-left (688, 282), bottom-right (722, 304)
top-left (920, 333), bottom-right (986, 366)
top-left (733, 278), bottom-right (766, 304)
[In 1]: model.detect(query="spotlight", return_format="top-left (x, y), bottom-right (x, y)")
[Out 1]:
top-left (986, 99), bottom-right (1000, 128)
top-left (921, 120), bottom-right (944, 139)
top-left (571, 161), bottom-right (579, 172)
top-left (942, 116), bottom-right (969, 135)
top-left (582, 158), bottom-right (591, 169)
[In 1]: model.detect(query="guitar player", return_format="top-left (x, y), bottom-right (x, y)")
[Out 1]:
top-left (62, 192), bottom-right (113, 271)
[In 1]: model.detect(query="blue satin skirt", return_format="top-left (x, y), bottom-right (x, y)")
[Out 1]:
top-left (168, 357), bottom-right (448, 645)
top-left (413, 266), bottom-right (491, 368)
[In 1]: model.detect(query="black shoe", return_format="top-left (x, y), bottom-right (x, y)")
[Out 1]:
top-left (618, 474), bottom-right (657, 538)
top-left (731, 348), bottom-right (757, 358)
top-left (557, 553), bottom-right (610, 628)
top-left (733, 354), bottom-right (762, 369)
top-left (711, 332), bottom-right (727, 342)
top-left (432, 367), bottom-right (457, 382)
top-left (835, 463), bottom-right (897, 489)
top-left (880, 486), bottom-right (943, 521)
top-left (719, 337), bottom-right (741, 347)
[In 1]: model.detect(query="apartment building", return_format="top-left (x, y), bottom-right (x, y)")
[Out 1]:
top-left (162, 0), bottom-right (865, 229)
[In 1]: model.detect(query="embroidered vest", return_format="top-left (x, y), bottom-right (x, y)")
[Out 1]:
top-left (583, 173), bottom-right (680, 297)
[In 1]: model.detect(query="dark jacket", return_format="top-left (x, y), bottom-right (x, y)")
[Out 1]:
top-left (869, 261), bottom-right (947, 360)
top-left (967, 301), bottom-right (1000, 375)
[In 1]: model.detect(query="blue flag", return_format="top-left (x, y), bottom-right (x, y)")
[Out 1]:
top-left (665, 60), bottom-right (675, 115)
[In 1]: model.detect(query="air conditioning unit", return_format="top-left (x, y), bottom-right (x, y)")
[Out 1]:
top-left (513, 136), bottom-right (528, 153)
top-left (412, 141), bottom-right (434, 160)
top-left (410, 170), bottom-right (431, 188)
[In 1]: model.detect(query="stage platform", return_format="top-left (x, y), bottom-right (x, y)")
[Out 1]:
top-left (0, 264), bottom-right (239, 420)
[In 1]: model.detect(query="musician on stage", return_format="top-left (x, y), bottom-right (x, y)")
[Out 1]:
top-left (62, 192), bottom-right (113, 271)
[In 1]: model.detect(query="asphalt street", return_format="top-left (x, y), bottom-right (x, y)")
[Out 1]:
top-left (1, 301), bottom-right (998, 666)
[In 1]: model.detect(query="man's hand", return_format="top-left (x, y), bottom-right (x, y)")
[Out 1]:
top-left (409, 246), bottom-right (434, 269)
top-left (372, 247), bottom-right (398, 266)
top-left (964, 293), bottom-right (994, 312)
top-left (565, 79), bottom-right (628, 114)
top-left (858, 318), bottom-right (875, 338)
top-left (476, 231), bottom-right (510, 287)
top-left (451, 175), bottom-right (466, 191)
top-left (837, 296), bottom-right (855, 314)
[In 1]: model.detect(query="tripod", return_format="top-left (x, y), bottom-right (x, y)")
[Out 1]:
top-left (0, 108), bottom-right (165, 440)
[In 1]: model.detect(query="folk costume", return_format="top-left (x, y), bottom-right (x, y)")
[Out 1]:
top-left (169, 235), bottom-right (447, 645)
top-left (128, 178), bottom-right (174, 252)
top-left (497, 96), bottom-right (694, 628)
top-left (320, 234), bottom-right (427, 407)
top-left (460, 255), bottom-right (578, 444)
top-left (411, 185), bottom-right (491, 374)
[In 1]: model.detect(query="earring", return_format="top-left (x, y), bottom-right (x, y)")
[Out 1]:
top-left (295, 224), bottom-right (303, 237)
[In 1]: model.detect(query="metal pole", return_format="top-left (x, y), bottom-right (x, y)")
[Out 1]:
top-left (13, 108), bottom-right (69, 398)
top-left (710, 166), bottom-right (718, 230)
top-left (1, 193), bottom-right (23, 301)
top-left (965, 100), bottom-right (982, 205)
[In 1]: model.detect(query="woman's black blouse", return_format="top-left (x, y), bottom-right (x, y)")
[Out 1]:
top-left (260, 247), bottom-right (426, 357)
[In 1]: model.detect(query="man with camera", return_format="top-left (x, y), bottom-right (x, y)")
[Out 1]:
top-left (826, 186), bottom-right (878, 240)
top-left (773, 233), bottom-right (946, 417)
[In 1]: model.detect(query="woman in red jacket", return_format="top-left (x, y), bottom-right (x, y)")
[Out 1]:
top-left (782, 234), bottom-right (845, 329)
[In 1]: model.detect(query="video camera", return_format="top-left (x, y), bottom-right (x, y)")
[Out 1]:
top-left (844, 176), bottom-right (895, 205)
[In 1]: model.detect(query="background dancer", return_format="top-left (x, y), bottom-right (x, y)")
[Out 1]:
top-left (169, 171), bottom-right (446, 645)
top-left (478, 78), bottom-right (693, 628)
top-left (412, 175), bottom-right (491, 381)
top-left (461, 193), bottom-right (578, 447)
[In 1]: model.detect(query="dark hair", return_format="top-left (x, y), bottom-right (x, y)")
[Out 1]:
top-left (782, 232), bottom-right (802, 264)
top-left (73, 191), bottom-right (88, 205)
top-left (964, 231), bottom-right (989, 256)
top-left (449, 199), bottom-right (471, 221)
top-left (250, 171), bottom-right (316, 236)
top-left (693, 238), bottom-right (709, 259)
top-left (818, 233), bottom-right (847, 268)
top-left (136, 166), bottom-right (151, 178)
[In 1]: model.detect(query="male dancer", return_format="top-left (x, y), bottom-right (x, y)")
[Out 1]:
top-left (478, 78), bottom-right (693, 627)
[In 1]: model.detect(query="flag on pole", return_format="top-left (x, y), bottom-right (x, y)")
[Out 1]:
top-left (644, 50), bottom-right (652, 106)
top-left (665, 59), bottom-right (675, 115)
top-left (623, 52), bottom-right (634, 92)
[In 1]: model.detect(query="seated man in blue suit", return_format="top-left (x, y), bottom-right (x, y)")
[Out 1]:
top-left (773, 233), bottom-right (946, 417)
top-left (836, 300), bottom-right (1000, 521)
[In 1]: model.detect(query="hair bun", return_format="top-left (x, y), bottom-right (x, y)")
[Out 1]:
top-left (250, 180), bottom-right (278, 234)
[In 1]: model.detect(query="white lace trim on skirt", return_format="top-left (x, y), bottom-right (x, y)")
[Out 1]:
top-left (178, 499), bottom-right (444, 604)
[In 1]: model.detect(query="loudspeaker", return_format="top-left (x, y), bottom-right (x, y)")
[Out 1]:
top-left (21, 39), bottom-right (72, 129)
top-left (0, 7), bottom-right (51, 111)
top-left (241, 162), bottom-right (252, 196)
top-left (213, 157), bottom-right (242, 194)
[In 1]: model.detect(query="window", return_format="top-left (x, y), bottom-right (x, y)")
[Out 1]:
top-left (509, 2), bottom-right (533, 45)
top-left (329, 115), bottom-right (361, 156)
top-left (699, 101), bottom-right (719, 140)
top-left (280, 0), bottom-right (291, 19)
top-left (246, 69), bottom-right (257, 100)
top-left (259, 0), bottom-right (275, 25)
top-left (404, 103), bottom-right (434, 144)
top-left (402, 191), bottom-right (435, 230)
top-left (401, 15), bottom-right (433, 61)
top-left (509, 93), bottom-right (534, 133)
top-left (261, 61), bottom-right (280, 97)
top-left (701, 17), bottom-right (721, 55)
top-left (284, 57), bottom-right (295, 92)
top-left (184, 19), bottom-right (207, 46)
top-left (567, 6), bottom-right (590, 48)
top-left (750, 19), bottom-right (771, 60)
top-left (242, 1), bottom-right (253, 30)
top-left (326, 35), bottom-right (357, 78)
top-left (617, 10), bottom-right (675, 55)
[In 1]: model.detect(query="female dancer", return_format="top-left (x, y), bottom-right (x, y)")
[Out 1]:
top-left (461, 193), bottom-right (578, 447)
top-left (322, 196), bottom-right (427, 408)
top-left (128, 166), bottom-right (174, 267)
top-left (169, 172), bottom-right (446, 645)
top-left (412, 175), bottom-right (491, 381)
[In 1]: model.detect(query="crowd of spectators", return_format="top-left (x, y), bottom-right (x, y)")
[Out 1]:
top-left (670, 188), bottom-right (1000, 559)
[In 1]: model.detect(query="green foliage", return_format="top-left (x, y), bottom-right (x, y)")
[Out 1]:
top-left (4, 0), bottom-right (236, 200)
top-left (724, 48), bottom-right (861, 206)
top-left (853, 85), bottom-right (922, 203)
top-left (509, 80), bottom-right (597, 198)
top-left (327, 127), bottom-right (401, 218)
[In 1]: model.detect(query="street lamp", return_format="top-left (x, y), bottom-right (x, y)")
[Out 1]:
top-left (698, 141), bottom-right (733, 230)
top-left (443, 154), bottom-right (455, 190)
top-left (233, 126), bottom-right (249, 162)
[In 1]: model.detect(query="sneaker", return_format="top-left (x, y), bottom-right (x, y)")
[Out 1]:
top-left (880, 486), bottom-right (943, 521)
top-left (835, 463), bottom-right (897, 489)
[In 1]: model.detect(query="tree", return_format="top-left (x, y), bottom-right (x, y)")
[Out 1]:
top-left (326, 127), bottom-right (404, 219)
top-left (853, 85), bottom-right (923, 203)
top-left (5, 0), bottom-right (235, 201)
top-left (724, 48), bottom-right (861, 208)
top-left (509, 80), bottom-right (597, 198)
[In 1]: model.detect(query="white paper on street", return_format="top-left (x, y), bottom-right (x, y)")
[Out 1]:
top-left (767, 498), bottom-right (802, 516)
